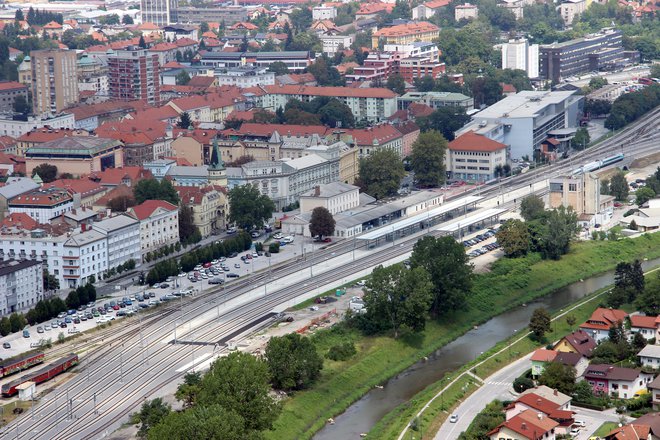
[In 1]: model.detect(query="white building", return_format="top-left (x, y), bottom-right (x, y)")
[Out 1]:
top-left (0, 113), bottom-right (75, 138)
top-left (8, 188), bottom-right (74, 224)
top-left (300, 182), bottom-right (360, 215)
top-left (501, 38), bottom-right (539, 79)
top-left (455, 3), bottom-right (478, 20)
top-left (383, 41), bottom-right (440, 61)
top-left (0, 259), bottom-right (43, 316)
top-left (312, 6), bottom-right (337, 20)
top-left (127, 200), bottom-right (179, 259)
top-left (92, 214), bottom-right (141, 271)
top-left (214, 66), bottom-right (275, 88)
top-left (638, 345), bottom-right (660, 369)
top-left (320, 35), bottom-right (353, 56)
top-left (559, 0), bottom-right (586, 26)
top-left (446, 131), bottom-right (508, 182)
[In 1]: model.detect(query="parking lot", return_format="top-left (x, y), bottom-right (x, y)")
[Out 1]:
top-left (462, 227), bottom-right (501, 259)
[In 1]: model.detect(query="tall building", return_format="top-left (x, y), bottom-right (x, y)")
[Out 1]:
top-left (140, 0), bottom-right (178, 26)
top-left (108, 47), bottom-right (161, 105)
top-left (501, 38), bottom-right (539, 79)
top-left (30, 49), bottom-right (78, 116)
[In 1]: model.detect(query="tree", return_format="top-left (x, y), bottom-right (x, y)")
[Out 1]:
top-left (608, 320), bottom-right (625, 344)
top-left (15, 9), bottom-right (24, 22)
top-left (122, 14), bottom-right (134, 25)
top-left (175, 70), bottom-right (191, 85)
top-left (268, 61), bottom-right (289, 75)
top-left (12, 95), bottom-right (29, 115)
top-left (147, 405), bottom-right (246, 440)
top-left (542, 206), bottom-right (579, 260)
top-left (496, 219), bottom-right (530, 257)
top-left (609, 172), bottom-right (629, 201)
top-left (632, 331), bottom-right (647, 351)
top-left (572, 127), bottom-right (590, 150)
top-left (32, 163), bottom-right (57, 183)
top-left (470, 76), bottom-right (503, 107)
top-left (600, 178), bottom-right (610, 196)
top-left (635, 272), bottom-right (660, 316)
top-left (289, 7), bottom-right (313, 32)
top-left (130, 398), bottom-right (171, 439)
top-left (513, 377), bottom-right (535, 393)
top-left (133, 179), bottom-right (179, 205)
top-left (520, 195), bottom-right (545, 221)
top-left (635, 186), bottom-right (656, 206)
top-left (0, 317), bottom-right (9, 336)
top-left (410, 130), bottom-right (446, 187)
top-left (178, 111), bottom-right (192, 129)
top-left (265, 333), bottom-right (323, 390)
top-left (538, 362), bottom-right (576, 395)
top-left (43, 269), bottom-right (59, 291)
top-left (138, 35), bottom-right (147, 48)
top-left (174, 371), bottom-right (201, 409)
top-left (65, 290), bottom-right (79, 309)
top-left (8, 313), bottom-right (25, 333)
top-left (416, 107), bottom-right (470, 141)
top-left (362, 264), bottom-right (433, 338)
top-left (588, 76), bottom-right (608, 91)
top-left (179, 206), bottom-right (201, 245)
top-left (410, 236), bottom-right (473, 316)
top-left (357, 149), bottom-right (405, 200)
top-left (107, 194), bottom-right (136, 212)
top-left (228, 185), bottom-right (275, 231)
top-left (386, 73), bottom-right (406, 95)
top-left (309, 207), bottom-right (335, 239)
top-left (317, 98), bottom-right (354, 128)
top-left (414, 76), bottom-right (436, 92)
top-left (566, 314), bottom-right (576, 327)
top-left (307, 56), bottom-right (342, 86)
top-left (574, 380), bottom-right (594, 403)
top-left (584, 99), bottom-right (612, 117)
top-left (197, 351), bottom-right (280, 432)
top-left (529, 307), bottom-right (551, 340)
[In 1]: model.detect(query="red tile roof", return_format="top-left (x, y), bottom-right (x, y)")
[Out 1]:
top-left (342, 124), bottom-right (403, 146)
top-left (606, 424), bottom-right (651, 440)
top-left (555, 330), bottom-right (596, 357)
top-left (94, 184), bottom-right (134, 207)
top-left (408, 103), bottom-right (434, 117)
top-left (187, 76), bottom-right (216, 88)
top-left (137, 22), bottom-right (160, 31)
top-left (230, 22), bottom-right (259, 30)
top-left (97, 119), bottom-right (168, 145)
top-left (630, 315), bottom-right (657, 329)
top-left (9, 188), bottom-right (73, 207)
top-left (162, 61), bottom-right (186, 69)
top-left (42, 179), bottom-right (106, 198)
top-left (89, 167), bottom-right (153, 186)
top-left (17, 128), bottom-right (83, 144)
top-left (448, 131), bottom-right (507, 152)
top-left (424, 0), bottom-right (451, 8)
top-left (373, 21), bottom-right (439, 38)
top-left (172, 128), bottom-right (217, 144)
top-left (129, 199), bottom-right (178, 220)
top-left (43, 21), bottom-right (62, 29)
top-left (0, 212), bottom-right (38, 231)
top-left (580, 307), bottom-right (628, 331)
top-left (0, 81), bottom-right (27, 92)
top-left (515, 393), bottom-right (561, 415)
top-left (253, 84), bottom-right (397, 99)
top-left (357, 2), bottom-right (394, 15)
top-left (233, 123), bottom-right (329, 138)
top-left (531, 348), bottom-right (557, 362)
top-left (65, 100), bottom-right (152, 121)
top-left (489, 409), bottom-right (559, 440)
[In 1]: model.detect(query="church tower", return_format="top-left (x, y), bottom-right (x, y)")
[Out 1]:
top-left (208, 138), bottom-right (227, 186)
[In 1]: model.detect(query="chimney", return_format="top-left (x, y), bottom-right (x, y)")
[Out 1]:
top-left (553, 389), bottom-right (558, 396)
top-left (537, 413), bottom-right (543, 420)
top-left (106, 208), bottom-right (111, 217)
top-left (81, 223), bottom-right (87, 232)
top-left (521, 422), bottom-right (527, 430)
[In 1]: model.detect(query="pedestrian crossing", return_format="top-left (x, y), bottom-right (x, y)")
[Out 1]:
top-left (486, 381), bottom-right (512, 386)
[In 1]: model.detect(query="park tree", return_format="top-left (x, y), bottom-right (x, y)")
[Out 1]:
top-left (410, 130), bottom-right (446, 187)
top-left (635, 272), bottom-right (660, 315)
top-left (566, 315), bottom-right (576, 327)
top-left (538, 362), bottom-right (576, 395)
top-left (572, 127), bottom-right (590, 150)
top-left (635, 186), bottom-right (656, 206)
top-left (317, 98), bottom-right (354, 128)
top-left (8, 313), bottom-right (25, 333)
top-left (130, 398), bottom-right (171, 439)
top-left (307, 56), bottom-right (342, 86)
top-left (386, 73), bottom-right (406, 95)
top-left (32, 163), bottom-right (57, 183)
top-left (410, 236), bottom-right (473, 316)
top-left (177, 111), bottom-right (192, 129)
top-left (309, 207), bottom-right (335, 239)
top-left (542, 206), bottom-right (579, 260)
top-left (520, 195), bottom-right (545, 221)
top-left (357, 149), bottom-right (405, 199)
top-left (265, 333), bottom-right (323, 390)
top-left (174, 371), bottom-right (202, 409)
top-left (122, 14), bottom-right (134, 24)
top-left (133, 179), bottom-right (179, 205)
top-left (147, 405), bottom-right (246, 440)
top-left (496, 219), bottom-right (529, 257)
top-left (609, 172), bottom-right (629, 201)
top-left (65, 290), bottom-right (79, 309)
top-left (178, 206), bottom-right (201, 245)
top-left (416, 107), bottom-right (470, 141)
top-left (197, 352), bottom-right (280, 432)
top-left (363, 264), bottom-right (433, 338)
top-left (584, 99), bottom-right (612, 117)
top-left (587, 76), bottom-right (608, 91)
top-left (228, 185), bottom-right (276, 231)
top-left (609, 260), bottom-right (645, 307)
top-left (529, 307), bottom-right (551, 340)
top-left (414, 76), bottom-right (435, 92)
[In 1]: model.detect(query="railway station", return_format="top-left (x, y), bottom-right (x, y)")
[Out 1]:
top-left (436, 208), bottom-right (507, 239)
top-left (356, 196), bottom-right (484, 248)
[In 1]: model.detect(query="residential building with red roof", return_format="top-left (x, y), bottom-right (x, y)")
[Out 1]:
top-left (630, 314), bottom-right (658, 341)
top-left (0, 81), bottom-right (28, 116)
top-left (372, 22), bottom-right (439, 48)
top-left (604, 423), bottom-right (653, 440)
top-left (356, 2), bottom-right (393, 19)
top-left (89, 167), bottom-right (153, 188)
top-left (489, 409), bottom-right (560, 440)
top-left (335, 124), bottom-right (404, 158)
top-left (127, 200), bottom-right (179, 258)
top-left (447, 131), bottom-right (508, 182)
top-left (0, 212), bottom-right (38, 232)
top-left (394, 120), bottom-right (420, 157)
top-left (229, 22), bottom-right (259, 32)
top-left (42, 179), bottom-right (108, 208)
top-left (8, 187), bottom-right (74, 224)
top-left (583, 364), bottom-right (654, 399)
top-left (96, 119), bottom-right (172, 167)
top-left (176, 185), bottom-right (227, 237)
top-left (579, 307), bottom-right (628, 343)
top-left (171, 129), bottom-right (218, 166)
top-left (66, 100), bottom-right (152, 132)
top-left (553, 329), bottom-right (596, 358)
top-left (413, 0), bottom-right (451, 19)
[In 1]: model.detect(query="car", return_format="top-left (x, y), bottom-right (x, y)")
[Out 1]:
top-left (209, 277), bottom-right (224, 284)
top-left (178, 272), bottom-right (187, 278)
top-left (2, 342), bottom-right (10, 349)
top-left (251, 231), bottom-right (260, 238)
top-left (252, 252), bottom-right (259, 258)
top-left (73, 317), bottom-right (81, 324)
top-left (273, 233), bottom-right (283, 239)
top-left (67, 309), bottom-right (76, 315)
top-left (139, 303), bottom-right (149, 309)
top-left (356, 280), bottom-right (366, 286)
top-left (148, 299), bottom-right (157, 305)
top-left (51, 320), bottom-right (58, 328)
top-left (160, 283), bottom-right (169, 289)
top-left (226, 273), bottom-right (239, 278)
top-left (64, 316), bottom-right (72, 323)
top-left (574, 420), bottom-right (586, 428)
top-left (37, 326), bottom-right (44, 333)
top-left (44, 325), bottom-right (51, 331)
top-left (309, 306), bottom-right (319, 311)
top-left (112, 305), bottom-right (120, 310)
top-left (200, 273), bottom-right (208, 279)
top-left (148, 291), bottom-right (156, 298)
top-left (80, 315), bottom-right (88, 321)
top-left (60, 322), bottom-right (68, 328)
top-left (57, 312), bottom-right (67, 319)
top-left (449, 415), bottom-right (458, 423)
top-left (92, 311), bottom-right (100, 318)
top-left (570, 428), bottom-right (580, 436)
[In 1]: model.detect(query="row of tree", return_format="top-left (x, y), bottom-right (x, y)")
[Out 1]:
top-left (605, 83), bottom-right (660, 130)
top-left (64, 284), bottom-right (97, 310)
top-left (607, 259), bottom-right (659, 315)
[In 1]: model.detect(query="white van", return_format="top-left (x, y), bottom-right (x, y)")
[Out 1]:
top-left (283, 236), bottom-right (294, 243)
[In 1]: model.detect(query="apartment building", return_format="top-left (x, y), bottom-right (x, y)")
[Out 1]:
top-left (92, 214), bottom-right (141, 271)
top-left (30, 49), bottom-right (78, 116)
top-left (446, 131), bottom-right (508, 182)
top-left (372, 22), bottom-right (440, 48)
top-left (200, 51), bottom-right (315, 73)
top-left (8, 187), bottom-right (74, 224)
top-left (0, 259), bottom-right (43, 316)
top-left (0, 82), bottom-right (29, 116)
top-left (108, 47), bottom-right (161, 105)
top-left (127, 200), bottom-right (179, 258)
top-left (140, 0), bottom-right (177, 25)
top-left (501, 38), bottom-right (540, 79)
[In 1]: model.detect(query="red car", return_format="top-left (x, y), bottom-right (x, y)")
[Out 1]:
top-left (112, 305), bottom-right (120, 310)
top-left (322, 237), bottom-right (332, 243)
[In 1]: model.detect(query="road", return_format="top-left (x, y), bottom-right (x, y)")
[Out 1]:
top-left (3, 106), bottom-right (659, 439)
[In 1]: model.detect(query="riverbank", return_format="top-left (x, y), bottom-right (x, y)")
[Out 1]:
top-left (264, 233), bottom-right (660, 440)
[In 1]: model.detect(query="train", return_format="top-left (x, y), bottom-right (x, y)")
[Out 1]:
top-left (0, 352), bottom-right (45, 377)
top-left (2, 353), bottom-right (78, 397)
top-left (571, 153), bottom-right (625, 175)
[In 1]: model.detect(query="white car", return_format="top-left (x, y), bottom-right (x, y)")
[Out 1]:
top-left (96, 317), bottom-right (107, 324)
top-left (178, 272), bottom-right (186, 278)
top-left (356, 280), bottom-right (366, 286)
top-left (449, 415), bottom-right (458, 423)
top-left (574, 420), bottom-right (586, 428)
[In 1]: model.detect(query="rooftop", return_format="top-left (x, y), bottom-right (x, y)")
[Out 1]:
top-left (128, 200), bottom-right (178, 221)
top-left (25, 137), bottom-right (121, 157)
top-left (92, 213), bottom-right (139, 232)
top-left (0, 259), bottom-right (41, 277)
top-left (301, 182), bottom-right (358, 198)
top-left (373, 21), bottom-right (439, 38)
top-left (584, 364), bottom-right (641, 381)
top-left (449, 131), bottom-right (507, 152)
top-left (472, 90), bottom-right (579, 119)
top-left (255, 84), bottom-right (397, 99)
top-left (638, 344), bottom-right (660, 359)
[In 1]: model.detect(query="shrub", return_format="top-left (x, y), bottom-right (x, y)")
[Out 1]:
top-left (326, 342), bottom-right (357, 361)
top-left (513, 377), bottom-right (535, 393)
top-left (269, 242), bottom-right (280, 253)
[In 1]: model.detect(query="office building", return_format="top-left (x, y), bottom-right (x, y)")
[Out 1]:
top-left (539, 28), bottom-right (625, 83)
top-left (501, 38), bottom-right (539, 79)
top-left (30, 49), bottom-right (78, 116)
top-left (446, 131), bottom-right (508, 182)
top-left (173, 6), bottom-right (247, 25)
top-left (199, 51), bottom-right (315, 73)
top-left (0, 259), bottom-right (43, 316)
top-left (214, 66), bottom-right (275, 88)
top-left (108, 47), bottom-right (161, 105)
top-left (140, 0), bottom-right (178, 25)
top-left (372, 22), bottom-right (440, 48)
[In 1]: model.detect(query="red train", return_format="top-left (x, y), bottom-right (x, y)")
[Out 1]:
top-left (2, 354), bottom-right (78, 397)
top-left (0, 352), bottom-right (45, 377)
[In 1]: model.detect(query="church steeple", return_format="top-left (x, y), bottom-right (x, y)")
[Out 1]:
top-left (208, 137), bottom-right (226, 186)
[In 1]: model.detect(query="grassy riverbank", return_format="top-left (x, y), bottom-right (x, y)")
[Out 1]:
top-left (265, 233), bottom-right (660, 440)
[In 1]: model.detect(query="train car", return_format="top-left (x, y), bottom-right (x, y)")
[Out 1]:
top-left (601, 153), bottom-right (624, 167)
top-left (582, 160), bottom-right (602, 173)
top-left (1, 353), bottom-right (78, 397)
top-left (0, 352), bottom-right (45, 377)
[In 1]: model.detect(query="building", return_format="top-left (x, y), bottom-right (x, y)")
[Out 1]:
top-left (398, 56), bottom-right (446, 83)
top-left (398, 91), bottom-right (474, 111)
top-left (200, 51), bottom-right (315, 73)
top-left (447, 131), bottom-right (508, 182)
top-left (0, 259), bottom-right (43, 316)
top-left (25, 137), bottom-right (123, 177)
top-left (108, 47), bottom-right (161, 105)
top-left (96, 119), bottom-right (171, 167)
top-left (177, 185), bottom-right (227, 237)
top-left (345, 52), bottom-right (400, 84)
top-left (92, 214), bottom-right (141, 271)
top-left (395, 120), bottom-right (421, 157)
top-left (337, 125), bottom-right (404, 158)
top-left (77, 54), bottom-right (108, 98)
top-left (629, 315), bottom-right (658, 341)
top-left (173, 6), bottom-right (248, 25)
top-left (312, 6), bottom-right (337, 20)
top-left (412, 0), bottom-right (451, 19)
top-left (488, 409), bottom-right (559, 440)
top-left (553, 329), bottom-right (596, 358)
top-left (127, 200), bottom-right (179, 258)
top-left (638, 345), bottom-right (660, 369)
top-left (8, 187), bottom-right (74, 224)
top-left (501, 38), bottom-right (540, 79)
top-left (214, 66), bottom-right (275, 88)
top-left (559, 0), bottom-right (586, 26)
top-left (549, 173), bottom-right (614, 226)
top-left (583, 364), bottom-right (654, 399)
top-left (0, 113), bottom-right (75, 139)
top-left (579, 307), bottom-right (628, 343)
top-left (0, 82), bottom-right (29, 116)
top-left (30, 49), bottom-right (78, 116)
top-left (300, 182), bottom-right (360, 215)
top-left (254, 85), bottom-right (398, 123)
top-left (140, 0), bottom-right (178, 25)
top-left (372, 22), bottom-right (440, 48)
top-left (165, 165), bottom-right (211, 186)
top-left (0, 178), bottom-right (40, 220)
top-left (320, 35), bottom-right (353, 57)
top-left (455, 3), bottom-right (479, 20)
top-left (649, 376), bottom-right (660, 410)
top-left (457, 90), bottom-right (582, 160)
top-left (539, 28), bottom-right (625, 83)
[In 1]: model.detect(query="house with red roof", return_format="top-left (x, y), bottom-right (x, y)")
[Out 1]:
top-left (505, 388), bottom-right (574, 436)
top-left (579, 307), bottom-right (628, 343)
top-left (42, 21), bottom-right (64, 38)
top-left (42, 179), bottom-right (108, 208)
top-left (356, 2), bottom-right (394, 19)
top-left (413, 0), bottom-right (451, 19)
top-left (96, 119), bottom-right (172, 167)
top-left (629, 314), bottom-right (658, 341)
top-left (0, 212), bottom-right (39, 232)
top-left (583, 364), bottom-right (654, 399)
top-left (553, 329), bottom-right (597, 358)
top-left (171, 128), bottom-right (218, 166)
top-left (176, 185), bottom-right (227, 236)
top-left (447, 131), bottom-right (508, 182)
top-left (338, 125), bottom-right (404, 158)
top-left (489, 409), bottom-right (560, 440)
top-left (229, 22), bottom-right (258, 32)
top-left (88, 167), bottom-right (153, 188)
top-left (127, 200), bottom-right (179, 258)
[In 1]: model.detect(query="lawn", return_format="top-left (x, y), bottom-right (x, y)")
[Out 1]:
top-left (594, 421), bottom-right (618, 437)
top-left (266, 233), bottom-right (660, 440)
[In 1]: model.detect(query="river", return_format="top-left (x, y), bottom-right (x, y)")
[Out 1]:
top-left (313, 257), bottom-right (660, 439)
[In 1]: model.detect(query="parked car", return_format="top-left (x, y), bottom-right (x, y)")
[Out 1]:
top-left (2, 342), bottom-right (10, 349)
top-left (37, 326), bottom-right (44, 333)
top-left (226, 273), bottom-right (240, 278)
top-left (449, 415), bottom-right (458, 423)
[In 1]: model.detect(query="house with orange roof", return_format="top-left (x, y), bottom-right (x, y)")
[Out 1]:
top-left (43, 21), bottom-right (64, 38)
top-left (447, 131), bottom-right (508, 183)
top-left (310, 19), bottom-right (340, 36)
top-left (42, 179), bottom-right (108, 208)
top-left (579, 307), bottom-right (628, 343)
top-left (372, 21), bottom-right (440, 48)
top-left (356, 2), bottom-right (394, 19)
top-left (413, 0), bottom-right (451, 19)
top-left (630, 314), bottom-right (658, 341)
top-left (89, 166), bottom-right (153, 189)
top-left (137, 22), bottom-right (162, 39)
top-left (0, 212), bottom-right (39, 232)
top-left (96, 119), bottom-right (172, 167)
top-left (229, 22), bottom-right (259, 32)
top-left (488, 409), bottom-right (560, 440)
top-left (8, 187), bottom-right (74, 224)
top-left (336, 124), bottom-right (404, 158)
top-left (127, 200), bottom-right (179, 258)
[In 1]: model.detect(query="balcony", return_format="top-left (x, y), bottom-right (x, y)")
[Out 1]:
top-left (63, 274), bottom-right (80, 279)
